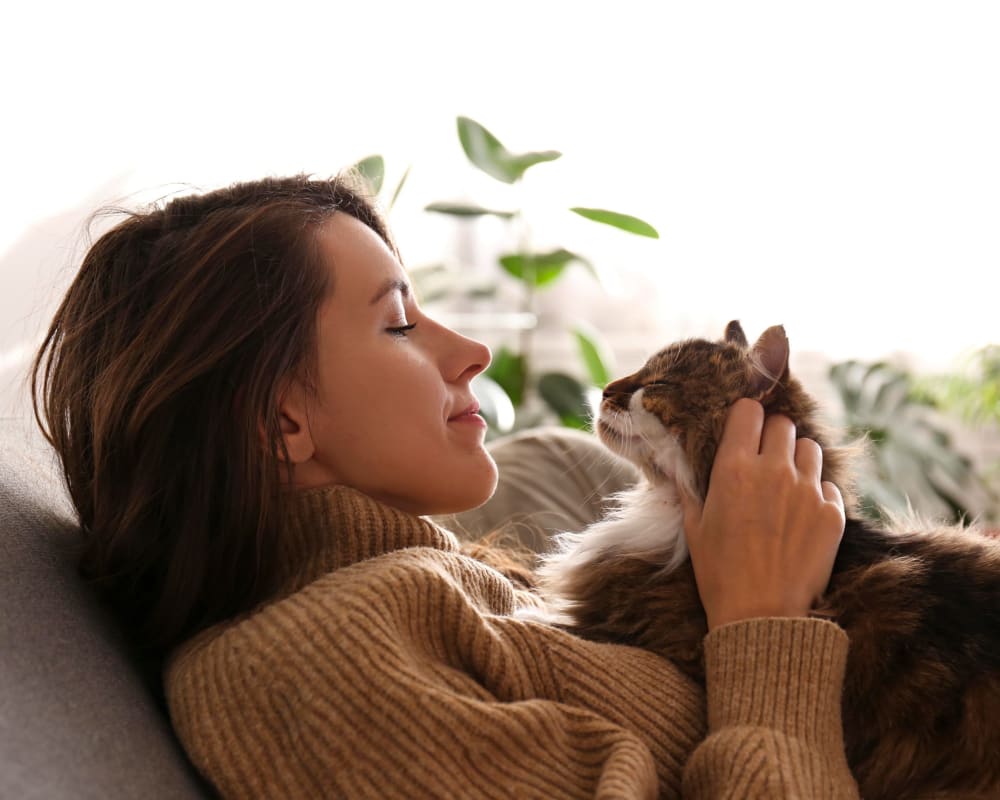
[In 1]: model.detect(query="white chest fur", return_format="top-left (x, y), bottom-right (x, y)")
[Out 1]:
top-left (523, 482), bottom-right (689, 624)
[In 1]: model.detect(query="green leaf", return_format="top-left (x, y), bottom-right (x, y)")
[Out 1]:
top-left (574, 326), bottom-right (612, 387)
top-left (499, 248), bottom-right (588, 288)
top-left (388, 164), bottom-right (411, 211)
top-left (570, 207), bottom-right (660, 238)
top-left (352, 155), bottom-right (384, 195)
top-left (457, 116), bottom-right (561, 184)
top-left (425, 202), bottom-right (516, 219)
top-left (559, 414), bottom-right (592, 431)
top-left (485, 347), bottom-right (527, 407)
top-left (538, 372), bottom-right (592, 430)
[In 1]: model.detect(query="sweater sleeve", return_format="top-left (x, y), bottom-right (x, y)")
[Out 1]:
top-left (682, 617), bottom-right (860, 799)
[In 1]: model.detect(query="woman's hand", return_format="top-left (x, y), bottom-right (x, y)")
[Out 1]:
top-left (679, 398), bottom-right (846, 631)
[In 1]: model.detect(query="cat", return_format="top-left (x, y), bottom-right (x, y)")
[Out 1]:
top-left (537, 321), bottom-right (1000, 800)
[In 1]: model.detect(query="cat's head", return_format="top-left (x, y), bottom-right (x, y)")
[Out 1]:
top-left (597, 320), bottom-right (855, 505)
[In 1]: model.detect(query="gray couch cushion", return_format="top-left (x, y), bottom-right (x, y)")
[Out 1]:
top-left (0, 418), bottom-right (210, 799)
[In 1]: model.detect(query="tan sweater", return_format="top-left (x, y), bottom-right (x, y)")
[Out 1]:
top-left (166, 485), bottom-right (859, 799)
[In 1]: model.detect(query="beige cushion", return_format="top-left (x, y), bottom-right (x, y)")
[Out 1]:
top-left (435, 426), bottom-right (639, 553)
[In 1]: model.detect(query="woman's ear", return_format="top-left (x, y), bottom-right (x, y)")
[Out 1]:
top-left (265, 379), bottom-right (316, 465)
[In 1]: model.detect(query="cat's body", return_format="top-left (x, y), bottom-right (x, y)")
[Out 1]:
top-left (538, 322), bottom-right (1000, 800)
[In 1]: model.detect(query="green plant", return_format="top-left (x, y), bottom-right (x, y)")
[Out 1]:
top-left (828, 360), bottom-right (996, 524)
top-left (912, 345), bottom-right (1000, 428)
top-left (912, 345), bottom-right (1000, 501)
top-left (423, 116), bottom-right (659, 435)
top-left (351, 155), bottom-right (410, 213)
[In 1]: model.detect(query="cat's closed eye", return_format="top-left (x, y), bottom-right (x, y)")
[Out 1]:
top-left (643, 381), bottom-right (676, 391)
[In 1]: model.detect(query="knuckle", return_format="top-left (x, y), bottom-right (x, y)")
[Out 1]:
top-left (716, 449), bottom-right (751, 476)
top-left (733, 397), bottom-right (762, 415)
top-left (822, 503), bottom-right (846, 531)
top-left (765, 460), bottom-right (796, 484)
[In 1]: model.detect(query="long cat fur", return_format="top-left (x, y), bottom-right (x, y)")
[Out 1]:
top-left (536, 321), bottom-right (1000, 800)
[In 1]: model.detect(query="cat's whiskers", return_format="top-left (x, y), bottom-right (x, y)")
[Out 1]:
top-left (595, 393), bottom-right (689, 495)
top-left (596, 406), bottom-right (644, 458)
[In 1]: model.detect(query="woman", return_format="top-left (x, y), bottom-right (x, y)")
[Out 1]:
top-left (32, 174), bottom-right (857, 798)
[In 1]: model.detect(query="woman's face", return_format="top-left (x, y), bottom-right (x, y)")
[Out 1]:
top-left (278, 213), bottom-right (498, 516)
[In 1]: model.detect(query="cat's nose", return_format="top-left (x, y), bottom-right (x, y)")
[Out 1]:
top-left (602, 379), bottom-right (635, 409)
top-left (603, 377), bottom-right (633, 396)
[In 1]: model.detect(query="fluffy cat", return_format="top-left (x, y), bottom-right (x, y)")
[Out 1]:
top-left (538, 321), bottom-right (1000, 800)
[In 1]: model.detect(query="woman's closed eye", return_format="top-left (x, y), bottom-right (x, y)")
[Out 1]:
top-left (386, 322), bottom-right (417, 338)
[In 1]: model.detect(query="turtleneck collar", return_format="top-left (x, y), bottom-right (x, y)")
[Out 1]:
top-left (273, 484), bottom-right (460, 599)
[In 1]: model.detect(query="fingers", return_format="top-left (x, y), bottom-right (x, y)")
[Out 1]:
top-left (760, 414), bottom-right (796, 458)
top-left (716, 400), bottom-right (835, 507)
top-left (794, 436), bottom-right (823, 483)
top-left (822, 480), bottom-right (845, 514)
top-left (717, 398), bottom-right (764, 459)
top-left (719, 400), bottom-right (798, 461)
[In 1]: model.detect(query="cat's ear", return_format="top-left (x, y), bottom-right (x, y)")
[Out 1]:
top-left (749, 325), bottom-right (789, 399)
top-left (724, 320), bottom-right (748, 347)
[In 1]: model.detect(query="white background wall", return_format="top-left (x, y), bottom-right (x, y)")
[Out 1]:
top-left (3, 1), bottom-right (999, 417)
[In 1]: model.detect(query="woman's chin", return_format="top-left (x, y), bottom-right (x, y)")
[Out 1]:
top-left (457, 458), bottom-right (500, 512)
top-left (421, 454), bottom-right (499, 517)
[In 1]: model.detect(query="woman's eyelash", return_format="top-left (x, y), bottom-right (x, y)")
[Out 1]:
top-left (386, 323), bottom-right (417, 338)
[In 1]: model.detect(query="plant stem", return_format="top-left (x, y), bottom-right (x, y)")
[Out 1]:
top-left (514, 195), bottom-right (536, 406)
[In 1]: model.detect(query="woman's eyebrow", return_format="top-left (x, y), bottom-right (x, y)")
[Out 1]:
top-left (369, 278), bottom-right (411, 306)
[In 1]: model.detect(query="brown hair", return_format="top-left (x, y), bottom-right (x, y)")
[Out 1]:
top-left (31, 173), bottom-right (392, 669)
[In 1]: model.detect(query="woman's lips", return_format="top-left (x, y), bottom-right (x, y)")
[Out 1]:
top-left (448, 402), bottom-right (481, 421)
top-left (448, 405), bottom-right (486, 428)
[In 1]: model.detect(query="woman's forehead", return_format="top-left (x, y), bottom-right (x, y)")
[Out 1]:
top-left (315, 214), bottom-right (405, 303)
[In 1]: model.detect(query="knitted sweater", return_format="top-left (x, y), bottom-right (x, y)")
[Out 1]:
top-left (165, 485), bottom-right (859, 799)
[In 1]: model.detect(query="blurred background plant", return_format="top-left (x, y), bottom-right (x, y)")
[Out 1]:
top-left (352, 154), bottom-right (411, 215)
top-left (913, 344), bottom-right (1000, 505)
top-left (913, 345), bottom-right (1000, 429)
top-left (354, 117), bottom-right (659, 438)
top-left (828, 358), bottom-right (999, 526)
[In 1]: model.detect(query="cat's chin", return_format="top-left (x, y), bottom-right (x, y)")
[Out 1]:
top-left (596, 418), bottom-right (645, 461)
top-left (596, 417), bottom-right (682, 491)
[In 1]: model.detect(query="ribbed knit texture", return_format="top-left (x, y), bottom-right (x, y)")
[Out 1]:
top-left (165, 485), bottom-right (858, 799)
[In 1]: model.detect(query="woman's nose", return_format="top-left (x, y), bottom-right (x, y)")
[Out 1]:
top-left (443, 324), bottom-right (491, 383)
top-left (460, 336), bottom-right (492, 381)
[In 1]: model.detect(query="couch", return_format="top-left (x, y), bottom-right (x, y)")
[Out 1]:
top-left (1, 417), bottom-right (637, 799)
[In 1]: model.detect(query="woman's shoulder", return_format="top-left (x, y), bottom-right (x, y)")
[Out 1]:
top-left (166, 545), bottom-right (519, 679)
